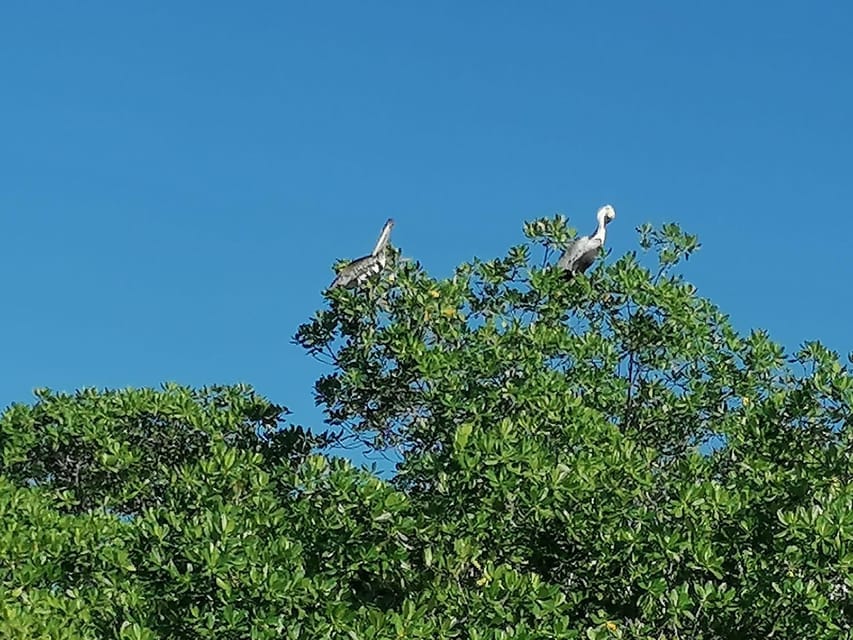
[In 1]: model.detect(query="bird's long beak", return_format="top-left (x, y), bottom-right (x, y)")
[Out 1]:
top-left (371, 218), bottom-right (395, 256)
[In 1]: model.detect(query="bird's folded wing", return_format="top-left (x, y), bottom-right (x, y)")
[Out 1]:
top-left (330, 254), bottom-right (381, 289)
top-left (558, 237), bottom-right (602, 272)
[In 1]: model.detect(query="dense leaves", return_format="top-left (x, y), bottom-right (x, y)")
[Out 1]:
top-left (1, 218), bottom-right (851, 638)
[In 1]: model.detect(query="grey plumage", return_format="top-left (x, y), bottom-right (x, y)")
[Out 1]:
top-left (557, 205), bottom-right (616, 279)
top-left (330, 218), bottom-right (395, 289)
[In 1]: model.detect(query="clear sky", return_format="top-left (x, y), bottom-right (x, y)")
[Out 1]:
top-left (2, 2), bottom-right (851, 465)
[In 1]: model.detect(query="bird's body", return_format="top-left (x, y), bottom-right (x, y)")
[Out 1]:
top-left (557, 205), bottom-right (616, 279)
top-left (330, 218), bottom-right (395, 289)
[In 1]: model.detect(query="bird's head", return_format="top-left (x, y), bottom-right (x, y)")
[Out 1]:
top-left (597, 205), bottom-right (616, 225)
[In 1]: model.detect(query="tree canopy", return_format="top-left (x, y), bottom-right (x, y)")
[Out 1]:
top-left (1, 218), bottom-right (851, 638)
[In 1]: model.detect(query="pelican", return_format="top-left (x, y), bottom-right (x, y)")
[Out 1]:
top-left (329, 218), bottom-right (395, 289)
top-left (557, 205), bottom-right (616, 279)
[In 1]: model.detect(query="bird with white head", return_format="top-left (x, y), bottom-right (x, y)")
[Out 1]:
top-left (556, 205), bottom-right (616, 279)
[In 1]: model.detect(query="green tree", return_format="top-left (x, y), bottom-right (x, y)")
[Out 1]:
top-left (297, 216), bottom-right (853, 637)
top-left (0, 216), bottom-right (850, 638)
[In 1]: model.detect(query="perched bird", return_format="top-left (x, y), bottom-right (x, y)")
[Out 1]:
top-left (557, 205), bottom-right (616, 279)
top-left (329, 218), bottom-right (395, 289)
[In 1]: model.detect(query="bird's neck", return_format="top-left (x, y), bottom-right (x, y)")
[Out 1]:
top-left (591, 216), bottom-right (608, 242)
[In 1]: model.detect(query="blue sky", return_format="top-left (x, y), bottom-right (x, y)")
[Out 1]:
top-left (2, 2), bottom-right (851, 464)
